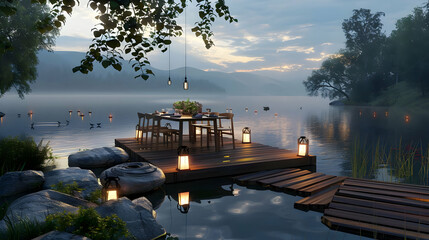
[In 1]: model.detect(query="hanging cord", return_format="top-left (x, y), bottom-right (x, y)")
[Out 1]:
top-left (184, 1), bottom-right (187, 78)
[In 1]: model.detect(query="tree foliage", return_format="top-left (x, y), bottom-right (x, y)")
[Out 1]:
top-left (0, 0), bottom-right (58, 98)
top-left (23, 0), bottom-right (237, 80)
top-left (305, 8), bottom-right (386, 102)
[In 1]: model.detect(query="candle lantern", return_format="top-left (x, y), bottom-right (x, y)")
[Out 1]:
top-left (177, 146), bottom-right (190, 170)
top-left (135, 124), bottom-right (143, 139)
top-left (177, 192), bottom-right (190, 214)
top-left (297, 136), bottom-right (309, 156)
top-left (242, 127), bottom-right (251, 144)
top-left (69, 110), bottom-right (72, 116)
top-left (102, 175), bottom-right (120, 201)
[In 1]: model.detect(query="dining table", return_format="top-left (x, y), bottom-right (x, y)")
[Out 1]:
top-left (160, 114), bottom-right (226, 151)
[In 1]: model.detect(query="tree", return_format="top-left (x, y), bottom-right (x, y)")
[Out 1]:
top-left (304, 8), bottom-right (387, 103)
top-left (1, 0), bottom-right (237, 80)
top-left (304, 53), bottom-right (353, 101)
top-left (0, 0), bottom-right (58, 98)
top-left (389, 5), bottom-right (429, 96)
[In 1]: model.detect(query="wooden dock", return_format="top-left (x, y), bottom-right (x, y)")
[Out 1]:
top-left (115, 136), bottom-right (316, 183)
top-left (234, 169), bottom-right (429, 240)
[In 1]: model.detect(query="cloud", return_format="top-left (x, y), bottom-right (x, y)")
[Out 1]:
top-left (321, 42), bottom-right (333, 46)
top-left (236, 64), bottom-right (302, 72)
top-left (282, 35), bottom-right (303, 42)
top-left (277, 46), bottom-right (315, 54)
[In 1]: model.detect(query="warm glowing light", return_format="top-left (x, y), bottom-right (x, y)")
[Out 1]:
top-left (195, 128), bottom-right (201, 135)
top-left (178, 155), bottom-right (190, 170)
top-left (178, 192), bottom-right (190, 206)
top-left (109, 114), bottom-right (113, 118)
top-left (107, 190), bottom-right (118, 201)
top-left (254, 110), bottom-right (258, 115)
top-left (135, 129), bottom-right (142, 139)
top-left (0, 117), bottom-right (3, 124)
top-left (245, 107), bottom-right (248, 112)
top-left (168, 77), bottom-right (172, 86)
top-left (297, 136), bottom-right (309, 157)
top-left (242, 127), bottom-right (251, 144)
top-left (359, 111), bottom-right (362, 116)
top-left (69, 110), bottom-right (72, 116)
top-left (373, 112), bottom-right (376, 118)
top-left (405, 115), bottom-right (410, 123)
top-left (385, 112), bottom-right (388, 117)
top-left (183, 77), bottom-right (189, 90)
top-left (77, 110), bottom-right (81, 116)
top-left (89, 111), bottom-right (92, 116)
top-left (80, 114), bottom-right (84, 120)
top-left (274, 113), bottom-right (278, 117)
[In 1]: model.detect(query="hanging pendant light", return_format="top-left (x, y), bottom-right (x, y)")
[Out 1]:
top-left (183, 1), bottom-right (189, 90)
top-left (168, 21), bottom-right (172, 86)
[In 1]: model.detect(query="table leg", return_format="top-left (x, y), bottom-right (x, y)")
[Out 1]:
top-left (179, 121), bottom-right (183, 147)
top-left (213, 119), bottom-right (219, 151)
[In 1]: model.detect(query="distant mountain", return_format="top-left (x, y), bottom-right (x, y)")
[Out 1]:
top-left (31, 51), bottom-right (304, 95)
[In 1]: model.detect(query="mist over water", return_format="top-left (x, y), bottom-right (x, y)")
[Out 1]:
top-left (1, 93), bottom-right (428, 239)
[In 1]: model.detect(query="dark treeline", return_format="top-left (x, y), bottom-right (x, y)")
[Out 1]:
top-left (304, 2), bottom-right (429, 103)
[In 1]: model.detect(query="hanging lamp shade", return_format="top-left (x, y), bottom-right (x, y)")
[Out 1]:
top-left (183, 77), bottom-right (189, 90)
top-left (168, 77), bottom-right (172, 86)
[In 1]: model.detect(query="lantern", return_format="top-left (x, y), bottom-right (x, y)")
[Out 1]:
top-left (297, 136), bottom-right (309, 157)
top-left (69, 110), bottom-right (72, 116)
top-left (135, 125), bottom-right (142, 139)
top-left (242, 127), bottom-right (251, 144)
top-left (183, 77), bottom-right (189, 90)
top-left (177, 192), bottom-right (190, 214)
top-left (168, 77), bottom-right (172, 86)
top-left (89, 111), bottom-right (92, 116)
top-left (245, 107), bottom-right (248, 112)
top-left (102, 175), bottom-right (120, 201)
top-left (177, 146), bottom-right (190, 170)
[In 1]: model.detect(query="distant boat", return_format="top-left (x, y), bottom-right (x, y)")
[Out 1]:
top-left (0, 112), bottom-right (4, 117)
top-left (263, 106), bottom-right (270, 111)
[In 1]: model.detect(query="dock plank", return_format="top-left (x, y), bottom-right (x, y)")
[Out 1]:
top-left (272, 172), bottom-right (326, 189)
top-left (258, 170), bottom-right (311, 185)
top-left (298, 176), bottom-right (347, 196)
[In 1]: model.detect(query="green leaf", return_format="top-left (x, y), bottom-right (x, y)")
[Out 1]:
top-left (112, 63), bottom-right (122, 71)
top-left (90, 1), bottom-right (97, 10)
top-left (102, 60), bottom-right (110, 68)
top-left (106, 39), bottom-right (120, 48)
top-left (93, 31), bottom-right (101, 38)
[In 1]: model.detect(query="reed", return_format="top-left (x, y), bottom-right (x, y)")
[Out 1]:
top-left (351, 137), bottom-right (429, 185)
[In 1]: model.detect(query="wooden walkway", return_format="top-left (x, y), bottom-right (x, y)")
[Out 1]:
top-left (234, 169), bottom-right (429, 240)
top-left (115, 137), bottom-right (316, 183)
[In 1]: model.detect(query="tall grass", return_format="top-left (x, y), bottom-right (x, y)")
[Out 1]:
top-left (0, 136), bottom-right (55, 176)
top-left (351, 137), bottom-right (429, 185)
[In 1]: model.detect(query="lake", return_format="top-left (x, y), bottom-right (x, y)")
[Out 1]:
top-left (1, 94), bottom-right (428, 239)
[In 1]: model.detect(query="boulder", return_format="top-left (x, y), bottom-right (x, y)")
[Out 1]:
top-left (0, 190), bottom-right (96, 231)
top-left (68, 147), bottom-right (129, 169)
top-left (96, 197), bottom-right (165, 240)
top-left (33, 230), bottom-right (91, 240)
top-left (43, 167), bottom-right (101, 199)
top-left (0, 170), bottom-right (44, 197)
top-left (100, 162), bottom-right (165, 196)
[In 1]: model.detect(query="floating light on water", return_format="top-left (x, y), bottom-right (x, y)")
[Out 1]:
top-left (359, 111), bottom-right (362, 116)
top-left (69, 110), bottom-right (72, 116)
top-left (405, 115), bottom-right (410, 123)
top-left (274, 113), bottom-right (278, 117)
top-left (177, 192), bottom-right (190, 214)
top-left (88, 111), bottom-right (92, 116)
top-left (254, 110), bottom-right (258, 115)
top-left (102, 175), bottom-right (120, 202)
top-left (80, 114), bottom-right (85, 120)
top-left (373, 112), bottom-right (376, 118)
top-left (242, 127), bottom-right (251, 144)
top-left (385, 111), bottom-right (389, 117)
top-left (109, 114), bottom-right (113, 123)
top-left (245, 107), bottom-right (248, 112)
top-left (28, 110), bottom-right (33, 120)
top-left (297, 136), bottom-right (309, 157)
top-left (0, 117), bottom-right (3, 124)
top-left (177, 146), bottom-right (190, 170)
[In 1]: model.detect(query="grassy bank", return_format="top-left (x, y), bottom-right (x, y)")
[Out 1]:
top-left (370, 81), bottom-right (429, 109)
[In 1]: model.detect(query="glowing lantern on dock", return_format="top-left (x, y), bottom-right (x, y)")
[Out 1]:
top-left (242, 127), bottom-right (251, 144)
top-left (135, 125), bottom-right (142, 139)
top-left (177, 146), bottom-right (190, 170)
top-left (297, 136), bottom-right (309, 157)
top-left (178, 192), bottom-right (190, 213)
top-left (102, 175), bottom-right (120, 201)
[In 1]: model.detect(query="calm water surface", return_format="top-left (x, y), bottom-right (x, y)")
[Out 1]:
top-left (1, 94), bottom-right (428, 239)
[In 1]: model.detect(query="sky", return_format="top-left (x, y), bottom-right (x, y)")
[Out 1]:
top-left (54, 0), bottom-right (426, 82)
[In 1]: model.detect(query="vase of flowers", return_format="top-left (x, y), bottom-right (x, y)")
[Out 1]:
top-left (173, 99), bottom-right (202, 116)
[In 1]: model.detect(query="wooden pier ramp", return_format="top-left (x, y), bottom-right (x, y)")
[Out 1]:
top-left (234, 169), bottom-right (429, 240)
top-left (115, 137), bottom-right (316, 183)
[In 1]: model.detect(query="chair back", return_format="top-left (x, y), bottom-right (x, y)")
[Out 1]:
top-left (219, 113), bottom-right (234, 128)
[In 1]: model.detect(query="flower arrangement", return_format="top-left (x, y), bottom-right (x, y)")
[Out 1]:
top-left (173, 99), bottom-right (202, 116)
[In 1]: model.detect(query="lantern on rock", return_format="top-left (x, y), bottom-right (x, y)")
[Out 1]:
top-left (242, 127), bottom-right (251, 144)
top-left (102, 175), bottom-right (120, 201)
top-left (297, 136), bottom-right (309, 157)
top-left (177, 192), bottom-right (190, 213)
top-left (177, 146), bottom-right (190, 170)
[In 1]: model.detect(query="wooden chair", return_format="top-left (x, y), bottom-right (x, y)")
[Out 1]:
top-left (135, 112), bottom-right (145, 143)
top-left (193, 112), bottom-right (219, 147)
top-left (146, 114), bottom-right (179, 146)
top-left (209, 113), bottom-right (235, 149)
